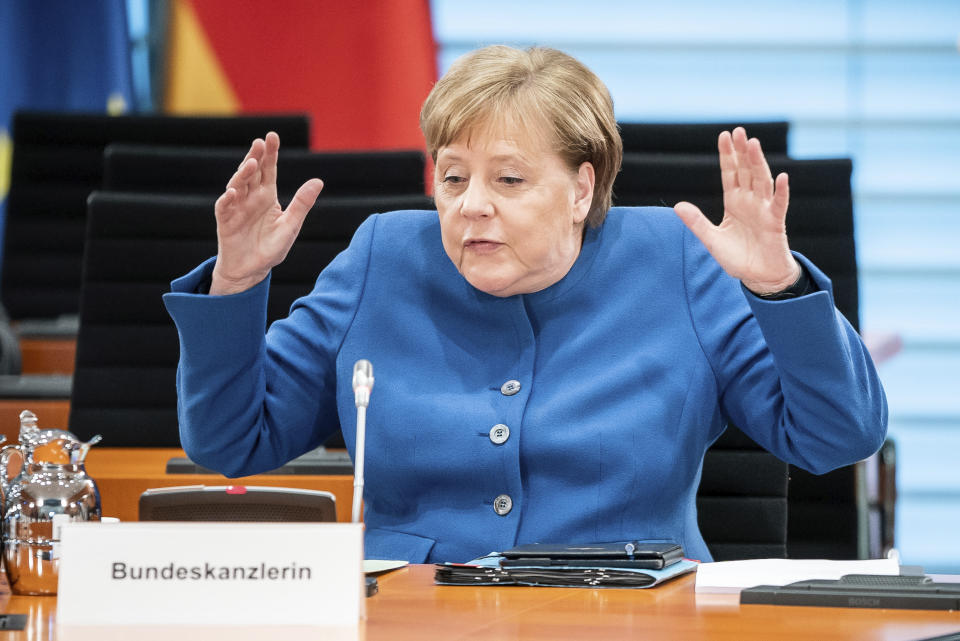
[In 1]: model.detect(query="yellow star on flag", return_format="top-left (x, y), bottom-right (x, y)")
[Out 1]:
top-left (0, 128), bottom-right (11, 204)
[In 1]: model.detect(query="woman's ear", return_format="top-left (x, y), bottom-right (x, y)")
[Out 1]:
top-left (572, 162), bottom-right (595, 225)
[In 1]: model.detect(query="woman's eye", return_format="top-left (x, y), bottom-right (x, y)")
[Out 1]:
top-left (442, 175), bottom-right (465, 184)
top-left (499, 176), bottom-right (523, 185)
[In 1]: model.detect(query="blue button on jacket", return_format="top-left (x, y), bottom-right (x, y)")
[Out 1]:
top-left (163, 207), bottom-right (888, 564)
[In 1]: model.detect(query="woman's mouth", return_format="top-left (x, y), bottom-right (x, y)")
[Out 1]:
top-left (464, 239), bottom-right (503, 254)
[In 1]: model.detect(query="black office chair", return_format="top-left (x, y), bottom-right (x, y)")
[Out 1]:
top-left (102, 144), bottom-right (425, 198)
top-left (69, 191), bottom-right (434, 447)
top-left (1, 111), bottom-right (311, 323)
top-left (616, 154), bottom-right (859, 326)
top-left (71, 142), bottom-right (426, 452)
top-left (618, 121), bottom-right (788, 154)
top-left (615, 153), bottom-right (865, 560)
top-left (138, 485), bottom-right (336, 522)
top-left (696, 429), bottom-right (789, 561)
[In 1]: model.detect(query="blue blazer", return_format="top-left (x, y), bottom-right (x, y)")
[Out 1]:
top-left (163, 207), bottom-right (887, 563)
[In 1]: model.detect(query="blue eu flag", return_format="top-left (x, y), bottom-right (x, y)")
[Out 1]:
top-left (0, 0), bottom-right (134, 275)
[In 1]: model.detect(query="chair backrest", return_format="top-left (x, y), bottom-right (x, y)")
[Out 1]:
top-left (617, 154), bottom-right (858, 327)
top-left (1, 111), bottom-right (310, 321)
top-left (696, 427), bottom-right (788, 560)
top-left (103, 144), bottom-right (425, 198)
top-left (138, 485), bottom-right (336, 522)
top-left (69, 191), bottom-right (434, 447)
top-left (615, 153), bottom-right (859, 560)
top-left (618, 121), bottom-right (789, 154)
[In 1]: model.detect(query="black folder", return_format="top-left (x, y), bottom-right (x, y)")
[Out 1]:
top-left (740, 574), bottom-right (960, 610)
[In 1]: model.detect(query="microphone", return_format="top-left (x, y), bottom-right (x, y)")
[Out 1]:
top-left (351, 360), bottom-right (374, 524)
top-left (352, 359), bottom-right (374, 408)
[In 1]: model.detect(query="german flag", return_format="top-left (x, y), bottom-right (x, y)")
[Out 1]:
top-left (164, 0), bottom-right (437, 152)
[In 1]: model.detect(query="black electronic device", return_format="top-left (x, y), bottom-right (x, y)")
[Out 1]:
top-left (0, 614), bottom-right (28, 630)
top-left (740, 574), bottom-right (960, 610)
top-left (501, 541), bottom-right (683, 570)
top-left (138, 485), bottom-right (336, 523)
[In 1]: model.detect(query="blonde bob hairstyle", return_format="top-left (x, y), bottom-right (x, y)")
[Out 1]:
top-left (420, 45), bottom-right (623, 227)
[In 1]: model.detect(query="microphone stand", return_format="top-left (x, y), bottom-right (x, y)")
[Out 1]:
top-left (351, 360), bottom-right (373, 524)
top-left (352, 403), bottom-right (366, 524)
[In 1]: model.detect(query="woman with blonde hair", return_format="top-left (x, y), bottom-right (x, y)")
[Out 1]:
top-left (165, 45), bottom-right (886, 563)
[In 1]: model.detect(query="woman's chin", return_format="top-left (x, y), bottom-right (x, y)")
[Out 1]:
top-left (462, 272), bottom-right (519, 298)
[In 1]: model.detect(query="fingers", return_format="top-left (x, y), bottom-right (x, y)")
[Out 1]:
top-left (214, 187), bottom-right (237, 220)
top-left (226, 141), bottom-right (262, 197)
top-left (748, 137), bottom-right (774, 200)
top-left (718, 131), bottom-right (737, 193)
top-left (732, 127), bottom-right (752, 193)
top-left (772, 172), bottom-right (790, 219)
top-left (284, 178), bottom-right (325, 229)
top-left (225, 158), bottom-right (254, 200)
top-left (236, 136), bottom-right (262, 171)
top-left (720, 127), bottom-right (776, 201)
top-left (673, 201), bottom-right (717, 253)
top-left (261, 132), bottom-right (280, 188)
top-left (226, 136), bottom-right (272, 197)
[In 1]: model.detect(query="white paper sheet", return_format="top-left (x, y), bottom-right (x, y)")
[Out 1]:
top-left (694, 557), bottom-right (900, 593)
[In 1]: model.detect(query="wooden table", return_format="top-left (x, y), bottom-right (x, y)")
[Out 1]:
top-left (18, 337), bottom-right (76, 375)
top-left (0, 400), bottom-right (71, 444)
top-left (0, 448), bottom-right (957, 639)
top-left (0, 565), bottom-right (958, 640)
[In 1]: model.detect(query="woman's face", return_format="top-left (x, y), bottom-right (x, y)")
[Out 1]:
top-left (434, 122), bottom-right (595, 297)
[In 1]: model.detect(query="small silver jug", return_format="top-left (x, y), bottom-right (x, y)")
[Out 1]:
top-left (0, 410), bottom-right (102, 595)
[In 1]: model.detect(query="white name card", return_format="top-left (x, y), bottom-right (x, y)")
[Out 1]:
top-left (56, 522), bottom-right (364, 628)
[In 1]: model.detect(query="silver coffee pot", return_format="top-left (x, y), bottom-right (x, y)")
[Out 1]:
top-left (0, 410), bottom-right (102, 595)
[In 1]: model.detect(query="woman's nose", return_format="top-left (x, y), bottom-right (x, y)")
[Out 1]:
top-left (460, 180), bottom-right (494, 218)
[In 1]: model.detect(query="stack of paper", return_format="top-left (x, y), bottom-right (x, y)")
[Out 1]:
top-left (695, 557), bottom-right (900, 593)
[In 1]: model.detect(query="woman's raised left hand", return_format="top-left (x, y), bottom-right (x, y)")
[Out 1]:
top-left (673, 127), bottom-right (801, 295)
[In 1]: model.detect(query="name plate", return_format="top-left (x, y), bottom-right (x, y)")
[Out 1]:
top-left (56, 522), bottom-right (364, 627)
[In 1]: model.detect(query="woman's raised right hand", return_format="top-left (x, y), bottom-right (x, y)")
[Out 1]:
top-left (209, 132), bottom-right (324, 295)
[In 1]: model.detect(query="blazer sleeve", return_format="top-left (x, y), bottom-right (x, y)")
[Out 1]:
top-left (162, 215), bottom-right (378, 477)
top-left (681, 225), bottom-right (888, 475)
